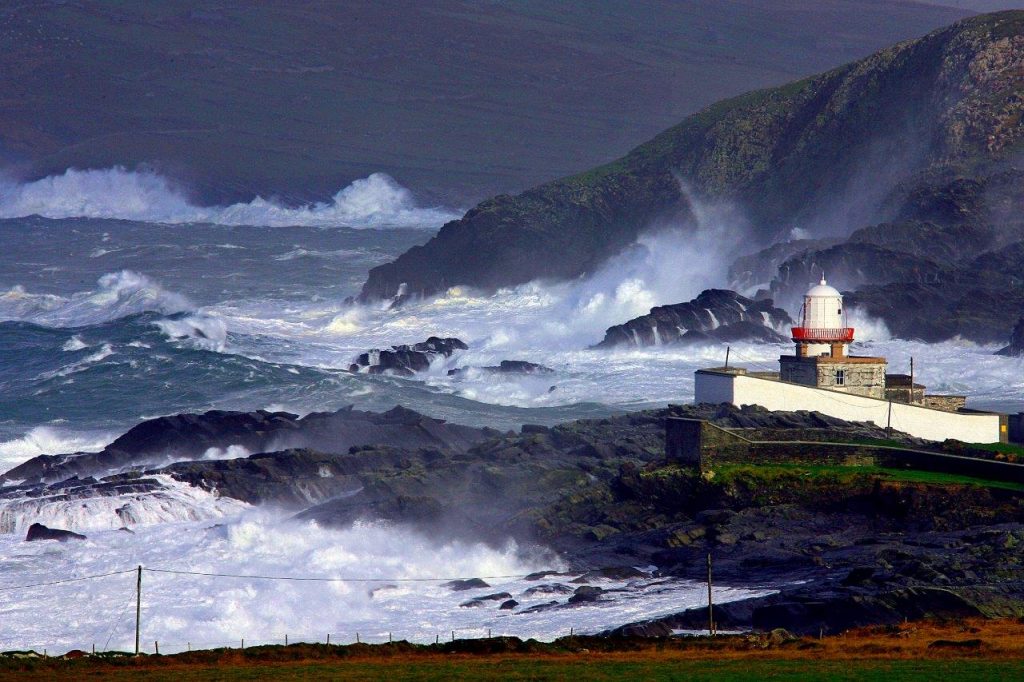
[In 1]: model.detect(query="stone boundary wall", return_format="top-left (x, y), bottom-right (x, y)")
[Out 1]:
top-left (665, 418), bottom-right (1024, 484)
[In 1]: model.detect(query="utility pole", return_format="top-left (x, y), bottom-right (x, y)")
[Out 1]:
top-left (134, 565), bottom-right (142, 656)
top-left (707, 553), bottom-right (714, 636)
top-left (909, 357), bottom-right (915, 404)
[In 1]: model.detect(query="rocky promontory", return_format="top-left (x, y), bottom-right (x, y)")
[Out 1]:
top-left (595, 289), bottom-right (791, 349)
top-left (360, 13), bottom-right (1024, 303)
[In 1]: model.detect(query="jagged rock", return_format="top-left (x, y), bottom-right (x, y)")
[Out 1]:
top-left (602, 621), bottom-right (674, 638)
top-left (348, 337), bottom-right (467, 376)
top-left (567, 585), bottom-right (605, 603)
top-left (448, 360), bottom-right (554, 377)
top-left (523, 584), bottom-right (574, 597)
top-left (25, 523), bottom-right (86, 542)
top-left (460, 592), bottom-right (513, 607)
top-left (499, 599), bottom-right (519, 610)
top-left (0, 405), bottom-right (494, 485)
top-left (997, 317), bottom-right (1024, 356)
top-left (595, 289), bottom-right (791, 349)
top-left (444, 578), bottom-right (491, 591)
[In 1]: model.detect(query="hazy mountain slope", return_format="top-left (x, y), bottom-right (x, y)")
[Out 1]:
top-left (359, 11), bottom-right (1024, 301)
top-left (0, 1), bottom-right (970, 205)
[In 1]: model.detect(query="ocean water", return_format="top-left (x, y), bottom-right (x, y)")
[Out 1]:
top-left (1, 168), bottom-right (1020, 652)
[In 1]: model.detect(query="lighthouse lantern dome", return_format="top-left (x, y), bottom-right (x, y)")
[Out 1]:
top-left (801, 277), bottom-right (844, 330)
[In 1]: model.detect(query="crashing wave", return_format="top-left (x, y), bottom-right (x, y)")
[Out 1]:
top-left (0, 167), bottom-right (459, 228)
top-left (0, 474), bottom-right (248, 534)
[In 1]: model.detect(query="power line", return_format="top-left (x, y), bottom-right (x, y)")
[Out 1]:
top-left (143, 567), bottom-right (537, 583)
top-left (0, 569), bottom-right (135, 592)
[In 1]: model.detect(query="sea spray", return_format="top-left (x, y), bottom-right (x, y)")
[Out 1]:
top-left (0, 167), bottom-right (459, 228)
top-left (0, 510), bottom-right (770, 654)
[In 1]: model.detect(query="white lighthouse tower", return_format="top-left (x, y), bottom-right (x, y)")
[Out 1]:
top-left (779, 276), bottom-right (886, 398)
top-left (791, 276), bottom-right (853, 358)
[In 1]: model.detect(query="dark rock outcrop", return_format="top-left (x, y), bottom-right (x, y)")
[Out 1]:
top-left (0, 405), bottom-right (494, 485)
top-left (448, 360), bottom-right (555, 377)
top-left (25, 523), bottom-right (86, 542)
top-left (997, 317), bottom-right (1024, 356)
top-left (444, 578), bottom-right (491, 592)
top-left (360, 13), bottom-right (1024, 302)
top-left (348, 337), bottom-right (468, 376)
top-left (595, 289), bottom-right (791, 349)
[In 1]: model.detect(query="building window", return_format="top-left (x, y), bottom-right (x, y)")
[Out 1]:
top-left (835, 369), bottom-right (845, 386)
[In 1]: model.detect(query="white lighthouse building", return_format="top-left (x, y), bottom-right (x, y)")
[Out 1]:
top-left (694, 277), bottom-right (1007, 443)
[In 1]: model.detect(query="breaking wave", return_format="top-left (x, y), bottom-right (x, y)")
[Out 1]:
top-left (0, 426), bottom-right (114, 475)
top-left (0, 475), bottom-right (248, 534)
top-left (0, 167), bottom-right (459, 228)
top-left (0, 270), bottom-right (192, 327)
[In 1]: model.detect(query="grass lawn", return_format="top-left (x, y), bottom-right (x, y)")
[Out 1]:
top-left (715, 461), bottom-right (1024, 492)
top-left (3, 656), bottom-right (1023, 681)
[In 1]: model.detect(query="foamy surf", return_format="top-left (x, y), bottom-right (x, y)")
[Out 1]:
top-left (0, 168), bottom-right (459, 228)
top-left (0, 511), bottom-right (772, 654)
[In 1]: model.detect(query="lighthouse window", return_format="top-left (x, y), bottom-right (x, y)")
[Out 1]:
top-left (835, 369), bottom-right (845, 386)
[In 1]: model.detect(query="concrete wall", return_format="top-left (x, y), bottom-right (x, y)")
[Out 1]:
top-left (695, 370), bottom-right (1003, 444)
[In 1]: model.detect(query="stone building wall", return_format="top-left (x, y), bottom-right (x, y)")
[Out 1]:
top-left (922, 395), bottom-right (967, 412)
top-left (780, 357), bottom-right (886, 399)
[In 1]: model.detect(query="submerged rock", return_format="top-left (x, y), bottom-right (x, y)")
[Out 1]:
top-left (25, 523), bottom-right (86, 542)
top-left (348, 337), bottom-right (468, 376)
top-left (445, 578), bottom-right (491, 591)
top-left (448, 360), bottom-right (555, 377)
top-left (595, 289), bottom-right (791, 349)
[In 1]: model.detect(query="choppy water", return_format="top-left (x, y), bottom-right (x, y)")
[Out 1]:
top-left (1, 168), bottom-right (1021, 652)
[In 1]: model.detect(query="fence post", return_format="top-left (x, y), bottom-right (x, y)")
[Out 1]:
top-left (451, 630), bottom-right (455, 642)
top-left (326, 633), bottom-right (330, 646)
top-left (135, 565), bottom-right (142, 656)
top-left (155, 641), bottom-right (159, 655)
top-left (707, 553), bottom-right (715, 636)
top-left (356, 632), bottom-right (360, 644)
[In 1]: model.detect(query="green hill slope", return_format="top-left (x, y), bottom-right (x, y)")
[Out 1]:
top-left (360, 11), bottom-right (1024, 301)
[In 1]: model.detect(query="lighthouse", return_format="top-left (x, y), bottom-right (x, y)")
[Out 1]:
top-left (779, 277), bottom-right (887, 398)
top-left (791, 277), bottom-right (853, 358)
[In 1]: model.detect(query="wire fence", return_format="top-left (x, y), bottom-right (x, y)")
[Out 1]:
top-left (0, 565), bottom-right (575, 656)
top-left (3, 563), bottom-right (1024, 657)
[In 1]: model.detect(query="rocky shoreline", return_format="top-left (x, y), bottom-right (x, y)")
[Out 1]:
top-left (2, 402), bottom-right (1022, 636)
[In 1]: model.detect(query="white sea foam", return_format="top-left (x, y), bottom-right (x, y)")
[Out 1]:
top-left (0, 167), bottom-right (459, 228)
top-left (202, 444), bottom-right (252, 461)
top-left (61, 335), bottom-right (89, 351)
top-left (0, 475), bottom-right (247, 534)
top-left (0, 426), bottom-right (115, 475)
top-left (0, 510), bottom-right (770, 654)
top-left (0, 270), bottom-right (191, 327)
top-left (154, 314), bottom-right (228, 352)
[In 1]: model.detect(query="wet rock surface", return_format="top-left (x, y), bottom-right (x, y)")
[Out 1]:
top-left (0, 405), bottom-right (496, 485)
top-left (348, 337), bottom-right (468, 376)
top-left (4, 401), bottom-right (1023, 635)
top-left (448, 360), bottom-right (555, 377)
top-left (595, 289), bottom-right (791, 349)
top-left (25, 523), bottom-right (86, 542)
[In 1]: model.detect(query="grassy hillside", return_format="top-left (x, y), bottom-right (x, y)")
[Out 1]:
top-left (0, 1), bottom-right (970, 205)
top-left (360, 11), bottom-right (1024, 301)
